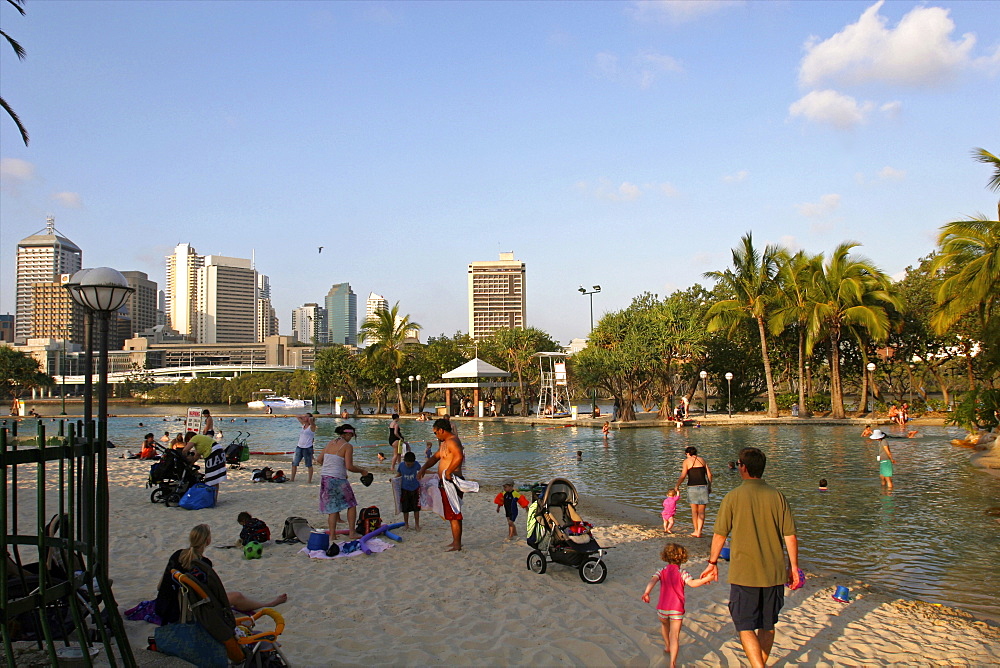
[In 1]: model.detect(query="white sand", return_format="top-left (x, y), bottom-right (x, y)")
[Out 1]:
top-left (10, 455), bottom-right (1000, 667)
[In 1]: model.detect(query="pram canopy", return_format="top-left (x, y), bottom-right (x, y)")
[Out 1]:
top-left (539, 478), bottom-right (579, 509)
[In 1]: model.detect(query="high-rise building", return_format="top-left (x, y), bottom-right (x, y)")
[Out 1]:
top-left (164, 242), bottom-right (203, 339)
top-left (325, 283), bottom-right (357, 346)
top-left (256, 274), bottom-right (278, 342)
top-left (468, 251), bottom-right (526, 339)
top-left (121, 271), bottom-right (158, 336)
top-left (291, 303), bottom-right (325, 344)
top-left (15, 217), bottom-right (82, 343)
top-left (196, 255), bottom-right (257, 344)
top-left (365, 292), bottom-right (388, 324)
top-left (30, 274), bottom-right (88, 345)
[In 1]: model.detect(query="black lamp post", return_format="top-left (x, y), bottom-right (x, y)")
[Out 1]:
top-left (866, 362), bottom-right (876, 415)
top-left (725, 372), bottom-right (733, 418)
top-left (408, 375), bottom-right (415, 414)
top-left (700, 370), bottom-right (708, 417)
top-left (579, 285), bottom-right (601, 412)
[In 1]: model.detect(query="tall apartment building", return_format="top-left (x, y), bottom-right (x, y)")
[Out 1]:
top-left (365, 292), bottom-right (388, 324)
top-left (15, 217), bottom-right (83, 343)
top-left (291, 303), bottom-right (326, 344)
top-left (325, 283), bottom-right (357, 346)
top-left (121, 271), bottom-right (158, 336)
top-left (468, 251), bottom-right (526, 339)
top-left (30, 274), bottom-right (88, 345)
top-left (164, 243), bottom-right (203, 339)
top-left (196, 255), bottom-right (257, 344)
top-left (256, 274), bottom-right (279, 342)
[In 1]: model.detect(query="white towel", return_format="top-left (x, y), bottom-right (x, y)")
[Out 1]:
top-left (441, 477), bottom-right (463, 514)
top-left (452, 474), bottom-right (479, 493)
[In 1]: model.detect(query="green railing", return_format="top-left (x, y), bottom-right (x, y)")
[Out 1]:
top-left (1, 419), bottom-right (135, 667)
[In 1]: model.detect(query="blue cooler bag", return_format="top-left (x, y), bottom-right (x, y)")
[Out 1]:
top-left (179, 483), bottom-right (216, 510)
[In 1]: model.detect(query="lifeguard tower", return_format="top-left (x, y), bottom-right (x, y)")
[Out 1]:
top-left (534, 352), bottom-right (571, 417)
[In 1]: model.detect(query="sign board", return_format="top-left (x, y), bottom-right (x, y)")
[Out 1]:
top-left (555, 362), bottom-right (567, 386)
top-left (185, 407), bottom-right (202, 433)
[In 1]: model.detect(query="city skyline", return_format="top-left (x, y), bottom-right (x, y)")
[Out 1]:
top-left (1, 1), bottom-right (998, 344)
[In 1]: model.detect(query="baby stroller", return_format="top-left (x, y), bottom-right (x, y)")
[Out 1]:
top-left (148, 445), bottom-right (203, 506)
top-left (525, 477), bottom-right (608, 584)
top-left (154, 566), bottom-right (288, 667)
top-left (226, 431), bottom-right (251, 469)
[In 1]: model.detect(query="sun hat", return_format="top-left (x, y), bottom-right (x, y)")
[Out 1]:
top-left (870, 429), bottom-right (886, 439)
top-left (502, 478), bottom-right (515, 487)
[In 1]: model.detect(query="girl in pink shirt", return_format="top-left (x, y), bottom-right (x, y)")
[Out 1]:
top-left (641, 543), bottom-right (713, 667)
top-left (661, 489), bottom-right (679, 533)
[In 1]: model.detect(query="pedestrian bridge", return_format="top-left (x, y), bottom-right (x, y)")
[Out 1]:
top-left (53, 364), bottom-right (304, 386)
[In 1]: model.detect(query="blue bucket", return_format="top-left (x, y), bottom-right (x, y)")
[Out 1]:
top-left (306, 530), bottom-right (329, 551)
top-left (720, 547), bottom-right (731, 561)
top-left (832, 585), bottom-right (850, 602)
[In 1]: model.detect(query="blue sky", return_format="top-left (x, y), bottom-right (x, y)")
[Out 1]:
top-left (2, 0), bottom-right (998, 345)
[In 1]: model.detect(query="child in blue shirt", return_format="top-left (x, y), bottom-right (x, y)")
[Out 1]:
top-left (494, 478), bottom-right (529, 540)
top-left (395, 452), bottom-right (421, 530)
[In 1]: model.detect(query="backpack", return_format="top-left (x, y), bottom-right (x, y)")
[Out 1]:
top-left (270, 470), bottom-right (287, 483)
top-left (281, 516), bottom-right (312, 543)
top-left (252, 467), bottom-right (273, 483)
top-left (355, 506), bottom-right (382, 536)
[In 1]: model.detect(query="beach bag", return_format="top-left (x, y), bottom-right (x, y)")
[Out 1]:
top-left (355, 506), bottom-right (382, 536)
top-left (271, 470), bottom-right (287, 483)
top-left (282, 516), bottom-right (312, 543)
top-left (154, 622), bottom-right (228, 668)
top-left (252, 467), bottom-right (273, 482)
top-left (178, 483), bottom-right (216, 510)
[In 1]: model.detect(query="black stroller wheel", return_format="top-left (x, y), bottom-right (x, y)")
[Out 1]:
top-left (150, 488), bottom-right (167, 504)
top-left (165, 492), bottom-right (182, 507)
top-left (579, 558), bottom-right (607, 584)
top-left (527, 550), bottom-right (547, 574)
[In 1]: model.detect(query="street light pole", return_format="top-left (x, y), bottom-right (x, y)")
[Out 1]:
top-left (578, 285), bottom-right (601, 414)
top-left (395, 377), bottom-right (402, 414)
top-left (866, 362), bottom-right (876, 415)
top-left (700, 370), bottom-right (708, 417)
top-left (59, 333), bottom-right (68, 415)
top-left (415, 374), bottom-right (421, 413)
top-left (408, 375), bottom-right (414, 414)
top-left (725, 372), bottom-right (733, 418)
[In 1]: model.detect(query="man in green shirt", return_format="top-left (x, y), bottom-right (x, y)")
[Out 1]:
top-left (701, 447), bottom-right (800, 668)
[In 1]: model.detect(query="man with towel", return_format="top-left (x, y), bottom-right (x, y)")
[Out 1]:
top-left (417, 419), bottom-right (465, 552)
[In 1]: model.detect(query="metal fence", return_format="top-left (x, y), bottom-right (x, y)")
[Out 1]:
top-left (1, 419), bottom-right (135, 667)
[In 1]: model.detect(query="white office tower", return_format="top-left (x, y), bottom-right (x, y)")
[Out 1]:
top-left (164, 242), bottom-right (203, 338)
top-left (366, 292), bottom-right (389, 322)
top-left (468, 251), bottom-right (526, 340)
top-left (257, 273), bottom-right (278, 341)
top-left (291, 303), bottom-right (326, 344)
top-left (196, 255), bottom-right (257, 344)
top-left (15, 217), bottom-right (82, 343)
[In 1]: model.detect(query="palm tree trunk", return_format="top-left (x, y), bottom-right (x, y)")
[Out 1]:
top-left (829, 331), bottom-right (845, 418)
top-left (517, 369), bottom-right (527, 416)
top-left (756, 316), bottom-right (779, 417)
top-left (856, 360), bottom-right (870, 418)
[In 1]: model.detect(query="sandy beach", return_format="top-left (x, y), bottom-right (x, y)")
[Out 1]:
top-left (10, 452), bottom-right (1000, 667)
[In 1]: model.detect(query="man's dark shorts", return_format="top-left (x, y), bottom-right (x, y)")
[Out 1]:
top-left (729, 584), bottom-right (784, 632)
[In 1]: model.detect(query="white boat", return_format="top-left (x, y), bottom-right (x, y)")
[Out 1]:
top-left (247, 396), bottom-right (313, 409)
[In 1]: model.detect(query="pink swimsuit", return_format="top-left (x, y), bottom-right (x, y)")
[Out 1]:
top-left (661, 495), bottom-right (679, 520)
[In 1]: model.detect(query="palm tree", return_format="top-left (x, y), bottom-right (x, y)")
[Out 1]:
top-left (705, 233), bottom-right (781, 417)
top-left (807, 243), bottom-right (900, 418)
top-left (359, 303), bottom-right (421, 413)
top-left (770, 250), bottom-right (822, 416)
top-left (1, 0), bottom-right (29, 145)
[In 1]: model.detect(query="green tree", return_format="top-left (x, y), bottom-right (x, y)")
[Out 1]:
top-left (359, 303), bottom-right (421, 413)
top-left (1, 0), bottom-right (29, 145)
top-left (932, 218), bottom-right (1000, 338)
top-left (0, 347), bottom-right (51, 403)
top-left (480, 327), bottom-right (561, 416)
top-left (315, 345), bottom-right (365, 413)
top-left (771, 250), bottom-right (823, 416)
top-left (807, 242), bottom-right (900, 418)
top-left (704, 233), bottom-right (781, 417)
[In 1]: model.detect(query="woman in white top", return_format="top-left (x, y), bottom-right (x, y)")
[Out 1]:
top-left (316, 424), bottom-right (369, 539)
top-left (291, 413), bottom-right (316, 483)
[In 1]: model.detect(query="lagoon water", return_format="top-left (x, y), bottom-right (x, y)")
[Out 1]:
top-left (19, 406), bottom-right (1000, 622)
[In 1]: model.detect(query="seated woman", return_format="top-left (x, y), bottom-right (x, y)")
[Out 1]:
top-left (154, 524), bottom-right (287, 624)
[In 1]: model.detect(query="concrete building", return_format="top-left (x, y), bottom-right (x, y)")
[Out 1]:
top-left (29, 274), bottom-right (88, 345)
top-left (121, 271), bottom-right (158, 337)
top-left (325, 283), bottom-right (357, 346)
top-left (0, 314), bottom-right (13, 343)
top-left (365, 292), bottom-right (388, 324)
top-left (15, 217), bottom-right (83, 343)
top-left (164, 242), bottom-right (203, 339)
top-left (468, 251), bottom-right (526, 340)
top-left (291, 303), bottom-right (326, 344)
top-left (256, 274), bottom-right (279, 342)
top-left (196, 255), bottom-right (257, 344)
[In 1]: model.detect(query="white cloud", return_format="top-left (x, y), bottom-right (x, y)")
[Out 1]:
top-left (0, 157), bottom-right (35, 182)
top-left (799, 1), bottom-right (978, 88)
top-left (779, 235), bottom-right (801, 252)
top-left (628, 0), bottom-right (741, 24)
top-left (880, 100), bottom-right (902, 118)
top-left (723, 170), bottom-right (748, 183)
top-left (796, 193), bottom-right (842, 218)
top-left (52, 192), bottom-right (83, 208)
top-left (576, 178), bottom-right (678, 201)
top-left (658, 182), bottom-right (679, 197)
top-left (615, 182), bottom-right (641, 201)
top-left (877, 166), bottom-right (906, 181)
top-left (788, 90), bottom-right (873, 129)
top-left (595, 50), bottom-right (682, 88)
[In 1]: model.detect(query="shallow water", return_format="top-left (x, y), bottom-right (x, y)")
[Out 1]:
top-left (15, 407), bottom-right (1000, 622)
